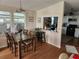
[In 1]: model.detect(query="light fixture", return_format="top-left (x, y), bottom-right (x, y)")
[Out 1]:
top-left (16, 0), bottom-right (25, 12)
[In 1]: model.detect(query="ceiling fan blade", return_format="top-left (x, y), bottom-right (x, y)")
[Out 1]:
top-left (20, 8), bottom-right (26, 11)
top-left (16, 8), bottom-right (25, 12)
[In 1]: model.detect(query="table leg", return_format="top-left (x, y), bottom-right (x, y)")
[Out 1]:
top-left (34, 37), bottom-right (36, 51)
top-left (18, 41), bottom-right (22, 59)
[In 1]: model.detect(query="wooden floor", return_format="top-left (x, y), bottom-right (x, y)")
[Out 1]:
top-left (0, 34), bottom-right (79, 59)
top-left (0, 43), bottom-right (68, 59)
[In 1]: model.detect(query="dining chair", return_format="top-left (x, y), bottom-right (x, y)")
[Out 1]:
top-left (5, 32), bottom-right (10, 47)
top-left (22, 31), bottom-right (34, 52)
top-left (35, 31), bottom-right (46, 45)
top-left (11, 33), bottom-right (27, 56)
top-left (5, 32), bottom-right (14, 53)
top-left (5, 32), bottom-right (25, 57)
top-left (23, 29), bottom-right (28, 35)
top-left (11, 33), bottom-right (18, 56)
top-left (12, 30), bottom-right (35, 56)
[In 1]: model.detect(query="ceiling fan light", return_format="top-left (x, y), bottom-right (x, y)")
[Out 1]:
top-left (16, 0), bottom-right (25, 13)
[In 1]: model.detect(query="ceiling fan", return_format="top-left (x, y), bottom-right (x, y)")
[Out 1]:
top-left (16, 0), bottom-right (25, 12)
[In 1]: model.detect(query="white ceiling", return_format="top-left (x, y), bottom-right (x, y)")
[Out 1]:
top-left (0, 0), bottom-right (79, 11)
top-left (65, 0), bottom-right (79, 11)
top-left (0, 0), bottom-right (61, 11)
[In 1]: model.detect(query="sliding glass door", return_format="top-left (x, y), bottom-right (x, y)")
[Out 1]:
top-left (13, 13), bottom-right (26, 31)
top-left (0, 11), bottom-right (11, 34)
top-left (0, 11), bottom-right (26, 34)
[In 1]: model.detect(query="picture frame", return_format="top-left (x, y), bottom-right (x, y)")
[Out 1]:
top-left (29, 16), bottom-right (34, 22)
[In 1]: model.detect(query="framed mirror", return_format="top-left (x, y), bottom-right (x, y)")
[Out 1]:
top-left (43, 16), bottom-right (58, 31)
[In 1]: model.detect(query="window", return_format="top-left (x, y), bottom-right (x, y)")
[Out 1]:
top-left (0, 19), bottom-right (4, 23)
top-left (0, 11), bottom-right (10, 18)
top-left (0, 11), bottom-right (26, 34)
top-left (14, 13), bottom-right (26, 31)
top-left (0, 11), bottom-right (11, 34)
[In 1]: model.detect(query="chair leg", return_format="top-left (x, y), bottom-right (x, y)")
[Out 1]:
top-left (23, 46), bottom-right (26, 53)
top-left (11, 44), bottom-right (14, 53)
top-left (33, 38), bottom-right (36, 51)
top-left (32, 41), bottom-right (33, 51)
top-left (7, 41), bottom-right (9, 48)
top-left (27, 46), bottom-right (28, 52)
top-left (14, 45), bottom-right (17, 56)
top-left (40, 39), bottom-right (42, 46)
top-left (9, 43), bottom-right (12, 50)
top-left (44, 34), bottom-right (46, 43)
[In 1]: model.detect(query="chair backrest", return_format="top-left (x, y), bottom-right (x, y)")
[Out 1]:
top-left (59, 53), bottom-right (68, 59)
top-left (5, 32), bottom-right (14, 48)
top-left (23, 29), bottom-right (28, 35)
top-left (11, 33), bottom-right (18, 45)
top-left (28, 31), bottom-right (34, 37)
top-left (36, 31), bottom-right (45, 38)
top-left (6, 32), bottom-right (16, 44)
top-left (5, 32), bottom-right (12, 42)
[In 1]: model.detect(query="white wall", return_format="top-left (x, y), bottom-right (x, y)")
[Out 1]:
top-left (36, 1), bottom-right (64, 48)
top-left (26, 11), bottom-right (36, 30)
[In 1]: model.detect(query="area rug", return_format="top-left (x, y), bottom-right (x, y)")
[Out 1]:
top-left (65, 45), bottom-right (78, 54)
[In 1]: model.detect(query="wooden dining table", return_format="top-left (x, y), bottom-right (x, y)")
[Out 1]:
top-left (14, 32), bottom-right (37, 59)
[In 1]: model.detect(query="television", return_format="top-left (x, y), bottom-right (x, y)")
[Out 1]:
top-left (43, 16), bottom-right (58, 31)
